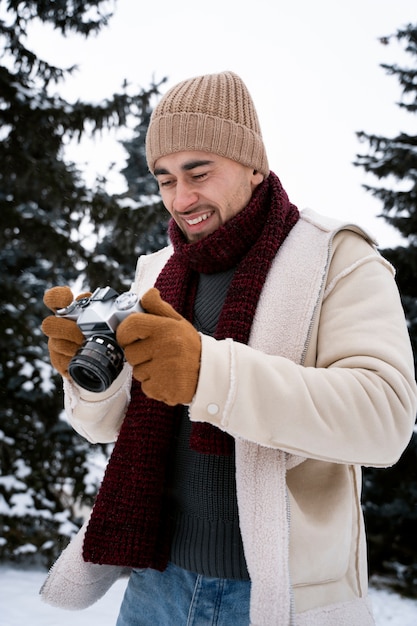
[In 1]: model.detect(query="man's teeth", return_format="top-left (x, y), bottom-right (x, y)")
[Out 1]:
top-left (186, 213), bottom-right (211, 226)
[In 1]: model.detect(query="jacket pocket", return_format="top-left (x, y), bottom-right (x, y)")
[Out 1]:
top-left (287, 460), bottom-right (355, 586)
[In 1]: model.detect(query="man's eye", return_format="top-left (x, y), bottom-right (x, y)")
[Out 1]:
top-left (159, 179), bottom-right (174, 188)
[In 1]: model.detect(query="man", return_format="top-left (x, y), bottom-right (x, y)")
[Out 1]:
top-left (41, 71), bottom-right (417, 625)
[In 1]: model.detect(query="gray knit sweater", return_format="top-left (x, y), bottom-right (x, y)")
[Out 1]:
top-left (168, 269), bottom-right (250, 579)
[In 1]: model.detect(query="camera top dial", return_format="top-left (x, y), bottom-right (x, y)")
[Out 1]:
top-left (115, 292), bottom-right (140, 311)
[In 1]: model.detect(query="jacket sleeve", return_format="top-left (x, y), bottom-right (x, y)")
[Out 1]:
top-left (63, 362), bottom-right (132, 443)
top-left (60, 247), bottom-right (173, 444)
top-left (189, 232), bottom-right (417, 466)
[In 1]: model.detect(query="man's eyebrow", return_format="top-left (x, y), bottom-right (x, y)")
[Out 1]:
top-left (154, 167), bottom-right (169, 176)
top-left (182, 159), bottom-right (214, 171)
top-left (154, 159), bottom-right (214, 176)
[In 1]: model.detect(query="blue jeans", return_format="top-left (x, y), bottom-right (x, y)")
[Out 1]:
top-left (116, 562), bottom-right (251, 626)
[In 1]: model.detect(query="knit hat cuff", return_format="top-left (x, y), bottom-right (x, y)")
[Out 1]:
top-left (146, 112), bottom-right (269, 178)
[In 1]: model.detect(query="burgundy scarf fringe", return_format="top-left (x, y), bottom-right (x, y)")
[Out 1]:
top-left (83, 172), bottom-right (299, 568)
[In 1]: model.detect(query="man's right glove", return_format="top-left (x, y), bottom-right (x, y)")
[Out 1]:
top-left (41, 286), bottom-right (90, 379)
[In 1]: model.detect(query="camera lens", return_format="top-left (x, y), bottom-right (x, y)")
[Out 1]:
top-left (68, 335), bottom-right (125, 392)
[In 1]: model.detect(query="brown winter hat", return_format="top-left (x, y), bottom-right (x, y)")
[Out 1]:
top-left (146, 71), bottom-right (269, 177)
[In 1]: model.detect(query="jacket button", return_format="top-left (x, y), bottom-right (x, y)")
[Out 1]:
top-left (207, 403), bottom-right (219, 415)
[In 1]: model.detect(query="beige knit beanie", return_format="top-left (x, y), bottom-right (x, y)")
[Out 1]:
top-left (146, 71), bottom-right (269, 177)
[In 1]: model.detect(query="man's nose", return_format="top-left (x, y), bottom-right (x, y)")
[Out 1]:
top-left (172, 181), bottom-right (198, 212)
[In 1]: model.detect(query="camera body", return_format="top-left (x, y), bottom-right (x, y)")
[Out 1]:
top-left (56, 286), bottom-right (143, 392)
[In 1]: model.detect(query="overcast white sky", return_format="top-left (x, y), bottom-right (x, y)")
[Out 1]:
top-left (28, 0), bottom-right (416, 247)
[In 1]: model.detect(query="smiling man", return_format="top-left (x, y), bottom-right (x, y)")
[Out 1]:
top-left (153, 152), bottom-right (263, 242)
top-left (41, 72), bottom-right (417, 626)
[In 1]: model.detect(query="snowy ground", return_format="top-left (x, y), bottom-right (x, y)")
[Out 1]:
top-left (1, 566), bottom-right (417, 625)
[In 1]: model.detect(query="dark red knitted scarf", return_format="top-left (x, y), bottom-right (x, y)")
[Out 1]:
top-left (83, 172), bottom-right (299, 568)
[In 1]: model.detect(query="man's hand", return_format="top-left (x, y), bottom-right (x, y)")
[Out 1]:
top-left (116, 288), bottom-right (201, 406)
top-left (41, 286), bottom-right (90, 378)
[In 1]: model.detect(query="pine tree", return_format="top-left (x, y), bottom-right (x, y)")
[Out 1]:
top-left (119, 106), bottom-right (169, 256)
top-left (87, 102), bottom-right (170, 293)
top-left (355, 23), bottom-right (417, 596)
top-left (0, 0), bottom-right (162, 565)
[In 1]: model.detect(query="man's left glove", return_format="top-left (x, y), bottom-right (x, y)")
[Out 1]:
top-left (116, 288), bottom-right (202, 406)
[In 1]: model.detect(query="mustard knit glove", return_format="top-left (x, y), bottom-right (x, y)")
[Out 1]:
top-left (116, 288), bottom-right (201, 406)
top-left (41, 286), bottom-right (90, 378)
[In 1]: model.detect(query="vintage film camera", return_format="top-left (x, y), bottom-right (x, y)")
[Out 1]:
top-left (56, 287), bottom-right (143, 392)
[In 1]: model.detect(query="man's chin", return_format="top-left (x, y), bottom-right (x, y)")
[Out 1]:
top-left (184, 223), bottom-right (218, 243)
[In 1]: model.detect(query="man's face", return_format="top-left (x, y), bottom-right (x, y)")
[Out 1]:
top-left (154, 151), bottom-right (263, 242)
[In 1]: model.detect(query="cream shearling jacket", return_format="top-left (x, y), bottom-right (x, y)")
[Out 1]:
top-left (63, 209), bottom-right (417, 625)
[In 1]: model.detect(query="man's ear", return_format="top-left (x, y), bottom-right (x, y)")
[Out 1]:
top-left (251, 169), bottom-right (264, 188)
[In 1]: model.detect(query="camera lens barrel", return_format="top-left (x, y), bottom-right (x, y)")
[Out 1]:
top-left (68, 335), bottom-right (125, 392)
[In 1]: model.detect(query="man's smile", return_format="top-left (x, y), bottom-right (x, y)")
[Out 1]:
top-left (184, 211), bottom-right (213, 226)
